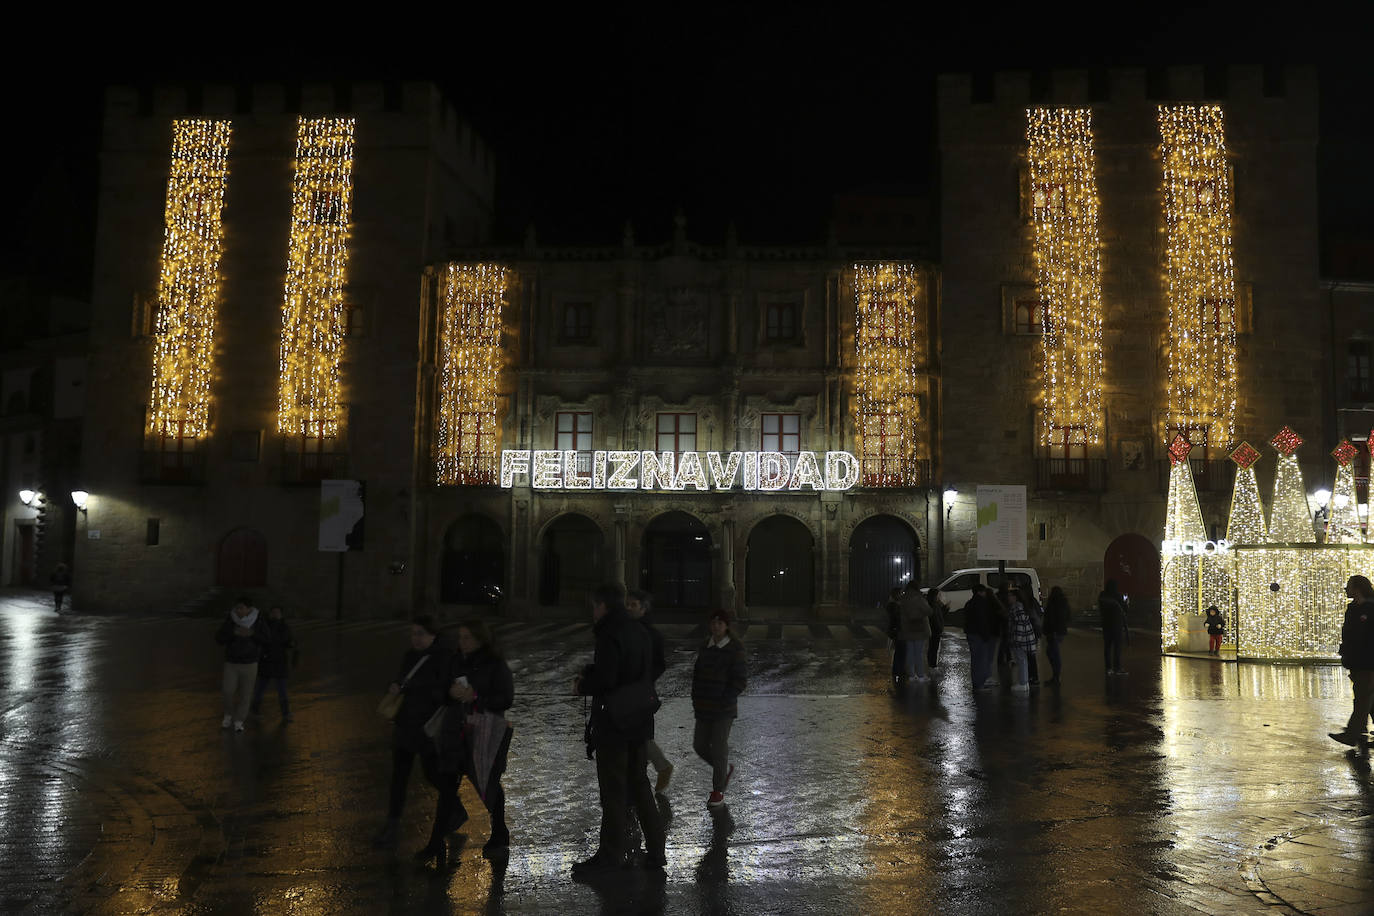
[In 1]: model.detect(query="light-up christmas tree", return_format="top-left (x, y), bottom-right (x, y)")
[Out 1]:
top-left (1327, 439), bottom-right (1363, 544)
top-left (1267, 426), bottom-right (1314, 544)
top-left (1225, 440), bottom-right (1266, 545)
top-left (1161, 433), bottom-right (1207, 650)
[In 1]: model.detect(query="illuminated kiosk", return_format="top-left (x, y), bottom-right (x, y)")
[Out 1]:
top-left (1161, 427), bottom-right (1374, 661)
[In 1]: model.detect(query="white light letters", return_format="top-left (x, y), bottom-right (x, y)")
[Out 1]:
top-left (1161, 538), bottom-right (1232, 557)
top-left (501, 449), bottom-right (861, 493)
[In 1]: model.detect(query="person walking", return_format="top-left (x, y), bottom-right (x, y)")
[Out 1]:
top-left (49, 563), bottom-right (71, 612)
top-left (215, 598), bottom-right (270, 732)
top-left (962, 585), bottom-right (1000, 689)
top-left (885, 586), bottom-right (906, 684)
top-left (628, 588), bottom-right (674, 793)
top-left (250, 605), bottom-right (296, 722)
top-left (1204, 605), bottom-right (1226, 655)
top-left (691, 609), bottom-right (748, 809)
top-left (992, 582), bottom-right (1014, 686)
top-left (1007, 587), bottom-right (1038, 694)
top-left (1021, 587), bottom-right (1044, 685)
top-left (926, 588), bottom-right (948, 670)
top-left (419, 620), bottom-right (515, 866)
top-left (1330, 575), bottom-right (1374, 749)
top-left (372, 616), bottom-right (451, 849)
top-left (571, 583), bottom-right (666, 878)
top-left (896, 584), bottom-right (934, 683)
top-left (1099, 580), bottom-right (1130, 676)
top-left (1043, 586), bottom-right (1071, 685)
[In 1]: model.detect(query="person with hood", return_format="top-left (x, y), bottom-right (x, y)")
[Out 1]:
top-left (1204, 605), bottom-right (1226, 655)
top-left (372, 615), bottom-right (451, 849)
top-left (896, 584), bottom-right (934, 682)
top-left (1042, 586), bottom-right (1071, 684)
top-left (1099, 580), bottom-right (1130, 676)
top-left (250, 605), bottom-right (296, 722)
top-left (418, 619), bottom-right (515, 866)
top-left (1330, 575), bottom-right (1374, 748)
top-left (215, 598), bottom-right (270, 732)
top-left (691, 609), bottom-right (748, 808)
top-left (628, 588), bottom-right (674, 793)
top-left (571, 583), bottom-right (666, 878)
top-left (962, 584), bottom-right (1000, 689)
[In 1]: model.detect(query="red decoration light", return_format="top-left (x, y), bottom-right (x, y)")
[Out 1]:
top-left (1167, 433), bottom-right (1193, 466)
top-left (1229, 441), bottom-right (1260, 469)
top-left (1269, 426), bottom-right (1303, 456)
top-left (1333, 440), bottom-right (1359, 467)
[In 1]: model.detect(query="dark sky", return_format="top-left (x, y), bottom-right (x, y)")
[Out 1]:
top-left (6, 7), bottom-right (1373, 301)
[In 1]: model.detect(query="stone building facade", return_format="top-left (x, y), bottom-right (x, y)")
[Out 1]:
top-left (73, 82), bottom-right (495, 615)
top-left (938, 65), bottom-right (1323, 616)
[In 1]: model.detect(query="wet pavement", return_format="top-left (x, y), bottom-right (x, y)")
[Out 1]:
top-left (1, 589), bottom-right (1371, 915)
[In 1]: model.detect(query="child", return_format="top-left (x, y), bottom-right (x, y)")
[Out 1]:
top-left (1204, 605), bottom-right (1225, 655)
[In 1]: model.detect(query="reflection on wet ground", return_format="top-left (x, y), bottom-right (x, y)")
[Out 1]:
top-left (0, 589), bottom-right (1370, 914)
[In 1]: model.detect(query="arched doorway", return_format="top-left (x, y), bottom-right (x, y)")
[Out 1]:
top-left (539, 514), bottom-right (604, 606)
top-left (441, 514), bottom-right (504, 605)
top-left (1104, 533), bottom-right (1161, 628)
top-left (217, 528), bottom-right (267, 587)
top-left (848, 514), bottom-right (919, 611)
top-left (641, 511), bottom-right (712, 609)
top-left (746, 515), bottom-right (815, 607)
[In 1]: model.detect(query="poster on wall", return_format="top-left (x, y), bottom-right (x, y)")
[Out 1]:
top-left (320, 479), bottom-right (365, 552)
top-left (976, 485), bottom-right (1027, 561)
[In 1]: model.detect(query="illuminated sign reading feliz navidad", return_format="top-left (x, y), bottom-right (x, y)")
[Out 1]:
top-left (500, 450), bottom-right (861, 492)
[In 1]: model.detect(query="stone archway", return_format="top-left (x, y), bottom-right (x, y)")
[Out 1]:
top-left (440, 514), bottom-right (504, 605)
top-left (641, 511), bottom-right (712, 609)
top-left (1104, 532), bottom-right (1161, 629)
top-left (216, 527), bottom-right (267, 588)
top-left (538, 513), bottom-right (605, 607)
top-left (848, 514), bottom-right (920, 611)
top-left (745, 514), bottom-right (815, 608)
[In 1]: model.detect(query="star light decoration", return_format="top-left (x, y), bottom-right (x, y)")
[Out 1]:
top-left (1167, 432), bottom-right (1193, 466)
top-left (853, 263), bottom-right (927, 487)
top-left (1159, 105), bottom-right (1239, 448)
top-left (435, 263), bottom-right (507, 486)
top-left (1270, 425), bottom-right (1302, 456)
top-left (146, 119), bottom-right (233, 441)
top-left (277, 117), bottom-right (356, 439)
top-left (1026, 108), bottom-right (1105, 449)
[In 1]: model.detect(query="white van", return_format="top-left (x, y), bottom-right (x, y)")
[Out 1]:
top-left (925, 567), bottom-right (1043, 616)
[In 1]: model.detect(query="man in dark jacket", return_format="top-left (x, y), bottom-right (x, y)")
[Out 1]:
top-left (215, 598), bottom-right (270, 732)
top-left (691, 609), bottom-right (748, 807)
top-left (250, 605), bottom-right (296, 722)
top-left (572, 583), bottom-right (666, 877)
top-left (1331, 575), bottom-right (1374, 748)
top-left (628, 588), bottom-right (674, 793)
top-left (962, 585), bottom-right (999, 689)
top-left (1099, 580), bottom-right (1130, 676)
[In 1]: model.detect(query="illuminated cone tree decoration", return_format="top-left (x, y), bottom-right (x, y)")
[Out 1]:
top-left (1225, 440), bottom-right (1266, 545)
top-left (1162, 433), bottom-right (1206, 650)
top-left (1327, 440), bottom-right (1362, 544)
top-left (1267, 427), bottom-right (1313, 543)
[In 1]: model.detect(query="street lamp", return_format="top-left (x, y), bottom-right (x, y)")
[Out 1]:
top-left (70, 490), bottom-right (89, 513)
top-left (18, 489), bottom-right (37, 506)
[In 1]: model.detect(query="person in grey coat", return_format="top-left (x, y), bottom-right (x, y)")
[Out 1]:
top-left (896, 585), bottom-right (934, 682)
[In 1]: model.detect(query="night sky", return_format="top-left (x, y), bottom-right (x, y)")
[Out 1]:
top-left (5, 9), bottom-right (1372, 306)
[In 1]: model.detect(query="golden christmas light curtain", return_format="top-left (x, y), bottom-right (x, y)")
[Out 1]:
top-left (853, 263), bottom-right (926, 486)
top-left (1233, 546), bottom-right (1359, 659)
top-left (276, 117), bottom-right (356, 437)
top-left (1159, 105), bottom-right (1239, 446)
top-left (146, 119), bottom-right (232, 439)
top-left (1026, 107), bottom-right (1105, 447)
top-left (435, 263), bottom-right (507, 485)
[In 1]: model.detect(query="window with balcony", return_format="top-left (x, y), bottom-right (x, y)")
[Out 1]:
top-left (765, 302), bottom-right (797, 342)
top-left (860, 413), bottom-right (911, 486)
top-left (760, 413), bottom-right (800, 454)
top-left (1349, 341), bottom-right (1372, 402)
top-left (656, 413), bottom-right (696, 452)
top-left (556, 411), bottom-right (593, 473)
top-left (560, 302), bottom-right (594, 343)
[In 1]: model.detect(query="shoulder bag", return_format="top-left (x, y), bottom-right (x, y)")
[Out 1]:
top-left (377, 655), bottom-right (430, 721)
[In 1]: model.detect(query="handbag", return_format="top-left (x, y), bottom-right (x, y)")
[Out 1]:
top-left (377, 655), bottom-right (430, 721)
top-left (422, 706), bottom-right (448, 740)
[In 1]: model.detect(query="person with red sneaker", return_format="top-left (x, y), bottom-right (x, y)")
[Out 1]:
top-left (691, 609), bottom-right (748, 808)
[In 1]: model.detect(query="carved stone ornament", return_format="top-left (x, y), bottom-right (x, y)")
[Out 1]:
top-left (646, 288), bottom-right (709, 357)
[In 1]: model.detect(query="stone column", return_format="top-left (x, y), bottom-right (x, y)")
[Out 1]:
top-left (613, 516), bottom-right (627, 586)
top-left (721, 517), bottom-right (737, 615)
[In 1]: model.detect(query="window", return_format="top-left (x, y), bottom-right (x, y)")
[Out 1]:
top-left (863, 300), bottom-right (902, 346)
top-left (1014, 298), bottom-right (1045, 335)
top-left (560, 302), bottom-right (594, 342)
top-left (947, 573), bottom-right (980, 591)
top-left (760, 413), bottom-right (801, 454)
top-left (556, 411), bottom-right (593, 472)
top-left (146, 518), bottom-right (160, 546)
top-left (765, 302), bottom-right (797, 341)
top-left (1031, 182), bottom-right (1066, 214)
top-left (861, 413), bottom-right (907, 486)
top-left (656, 413), bottom-right (696, 452)
top-left (1349, 341), bottom-right (1372, 401)
top-left (1200, 297), bottom-right (1235, 333)
top-left (311, 190), bottom-right (344, 225)
top-left (1173, 424), bottom-right (1212, 464)
top-left (343, 304), bottom-right (365, 337)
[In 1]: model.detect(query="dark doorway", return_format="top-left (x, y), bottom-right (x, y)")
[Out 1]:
top-left (1104, 533), bottom-right (1162, 629)
top-left (641, 511), bottom-right (712, 609)
top-left (848, 515), bottom-right (919, 610)
top-left (539, 514), bottom-right (604, 606)
top-left (441, 514), bottom-right (505, 605)
top-left (746, 515), bottom-right (815, 607)
top-left (216, 528), bottom-right (268, 587)
top-left (13, 523), bottom-right (36, 585)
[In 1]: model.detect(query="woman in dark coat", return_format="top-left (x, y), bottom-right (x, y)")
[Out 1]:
top-left (372, 616), bottom-right (451, 849)
top-left (1043, 587), bottom-right (1071, 684)
top-left (417, 619), bottom-right (515, 866)
top-left (250, 605), bottom-right (296, 721)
